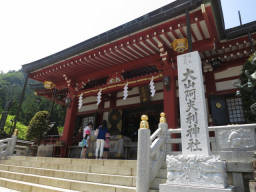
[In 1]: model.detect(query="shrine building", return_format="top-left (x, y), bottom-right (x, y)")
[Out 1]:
top-left (21, 0), bottom-right (256, 157)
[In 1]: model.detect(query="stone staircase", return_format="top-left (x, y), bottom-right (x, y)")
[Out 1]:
top-left (0, 156), bottom-right (166, 192)
top-left (0, 156), bottom-right (137, 192)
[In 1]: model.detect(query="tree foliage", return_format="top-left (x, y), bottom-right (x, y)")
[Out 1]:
top-left (0, 70), bottom-right (66, 139)
top-left (26, 111), bottom-right (49, 142)
top-left (239, 52), bottom-right (256, 122)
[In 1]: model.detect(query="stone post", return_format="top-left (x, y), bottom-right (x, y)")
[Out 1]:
top-left (136, 115), bottom-right (151, 192)
top-left (159, 112), bottom-right (168, 153)
top-left (9, 129), bottom-right (18, 156)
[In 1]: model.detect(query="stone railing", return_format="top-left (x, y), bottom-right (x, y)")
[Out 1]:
top-left (136, 113), bottom-right (168, 192)
top-left (0, 129), bottom-right (18, 159)
top-left (137, 122), bottom-right (256, 192)
top-left (167, 124), bottom-right (256, 158)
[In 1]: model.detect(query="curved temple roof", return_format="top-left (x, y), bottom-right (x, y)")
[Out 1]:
top-left (22, 0), bottom-right (225, 73)
top-left (21, 0), bottom-right (256, 97)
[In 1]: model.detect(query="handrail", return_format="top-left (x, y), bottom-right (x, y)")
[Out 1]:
top-left (168, 123), bottom-right (256, 134)
top-left (0, 131), bottom-right (17, 159)
top-left (136, 113), bottom-right (168, 192)
top-left (150, 127), bottom-right (162, 142)
top-left (136, 117), bottom-right (256, 191)
top-left (167, 123), bottom-right (256, 154)
top-left (0, 138), bottom-right (12, 143)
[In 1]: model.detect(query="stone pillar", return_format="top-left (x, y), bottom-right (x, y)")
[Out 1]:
top-left (178, 51), bottom-right (210, 156)
top-left (160, 51), bottom-right (234, 192)
top-left (60, 96), bottom-right (78, 157)
top-left (136, 115), bottom-right (151, 192)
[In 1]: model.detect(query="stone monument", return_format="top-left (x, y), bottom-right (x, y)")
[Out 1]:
top-left (160, 51), bottom-right (234, 192)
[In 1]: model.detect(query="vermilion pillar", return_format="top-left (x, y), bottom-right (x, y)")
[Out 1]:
top-left (163, 68), bottom-right (178, 128)
top-left (205, 71), bottom-right (216, 95)
top-left (205, 70), bottom-right (216, 128)
top-left (60, 96), bottom-right (78, 157)
top-left (163, 67), bottom-right (179, 151)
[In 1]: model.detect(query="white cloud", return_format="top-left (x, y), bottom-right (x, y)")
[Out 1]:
top-left (0, 0), bottom-right (174, 73)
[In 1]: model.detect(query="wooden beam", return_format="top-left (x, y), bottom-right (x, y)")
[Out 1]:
top-left (75, 54), bottom-right (161, 84)
top-left (196, 21), bottom-right (206, 40)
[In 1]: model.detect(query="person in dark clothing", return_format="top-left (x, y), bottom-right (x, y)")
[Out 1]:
top-left (95, 120), bottom-right (108, 159)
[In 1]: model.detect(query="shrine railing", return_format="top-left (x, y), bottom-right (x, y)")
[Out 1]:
top-left (0, 131), bottom-right (18, 159)
top-left (136, 113), bottom-right (168, 192)
top-left (167, 123), bottom-right (256, 156)
top-left (136, 116), bottom-right (256, 192)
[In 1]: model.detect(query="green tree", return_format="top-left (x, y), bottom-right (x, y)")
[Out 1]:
top-left (239, 52), bottom-right (256, 122)
top-left (26, 111), bottom-right (49, 143)
top-left (0, 70), bottom-right (66, 135)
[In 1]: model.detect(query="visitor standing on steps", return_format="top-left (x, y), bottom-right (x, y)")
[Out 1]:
top-left (80, 122), bottom-right (92, 158)
top-left (95, 120), bottom-right (108, 159)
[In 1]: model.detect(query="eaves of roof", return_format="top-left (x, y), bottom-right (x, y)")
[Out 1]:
top-left (22, 0), bottom-right (255, 74)
top-left (21, 0), bottom-right (205, 73)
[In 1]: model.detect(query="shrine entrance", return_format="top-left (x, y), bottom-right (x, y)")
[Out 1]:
top-left (122, 102), bottom-right (163, 141)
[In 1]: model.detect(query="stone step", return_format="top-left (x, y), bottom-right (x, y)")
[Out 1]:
top-left (8, 156), bottom-right (136, 168)
top-left (0, 177), bottom-right (79, 192)
top-left (0, 170), bottom-right (136, 192)
top-left (0, 163), bottom-right (135, 187)
top-left (1, 159), bottom-right (136, 176)
top-left (150, 178), bottom-right (166, 190)
top-left (0, 186), bottom-right (19, 192)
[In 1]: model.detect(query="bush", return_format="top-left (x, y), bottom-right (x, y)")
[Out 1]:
top-left (26, 111), bottom-right (49, 142)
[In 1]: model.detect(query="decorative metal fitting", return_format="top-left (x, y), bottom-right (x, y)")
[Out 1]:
top-left (159, 112), bottom-right (166, 123)
top-left (140, 114), bottom-right (149, 129)
top-left (172, 38), bottom-right (188, 53)
top-left (13, 129), bottom-right (18, 136)
top-left (44, 81), bottom-right (56, 89)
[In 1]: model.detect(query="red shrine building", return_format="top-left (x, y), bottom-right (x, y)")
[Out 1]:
top-left (22, 0), bottom-right (256, 157)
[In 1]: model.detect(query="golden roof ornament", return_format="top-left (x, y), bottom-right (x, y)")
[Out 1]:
top-left (159, 112), bottom-right (166, 123)
top-left (172, 38), bottom-right (188, 53)
top-left (140, 114), bottom-right (149, 129)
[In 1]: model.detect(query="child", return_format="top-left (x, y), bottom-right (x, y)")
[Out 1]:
top-left (80, 125), bottom-right (91, 158)
top-left (103, 132), bottom-right (110, 159)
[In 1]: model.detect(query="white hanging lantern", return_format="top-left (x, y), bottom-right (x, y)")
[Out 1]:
top-left (123, 82), bottom-right (128, 100)
top-left (149, 76), bottom-right (156, 97)
top-left (78, 93), bottom-right (83, 110)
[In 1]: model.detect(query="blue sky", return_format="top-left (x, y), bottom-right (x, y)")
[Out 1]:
top-left (221, 0), bottom-right (256, 29)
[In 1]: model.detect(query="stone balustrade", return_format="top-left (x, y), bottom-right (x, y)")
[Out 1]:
top-left (0, 135), bottom-right (17, 160)
top-left (167, 123), bottom-right (256, 160)
top-left (136, 113), bottom-right (168, 192)
top-left (136, 118), bottom-right (256, 191)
